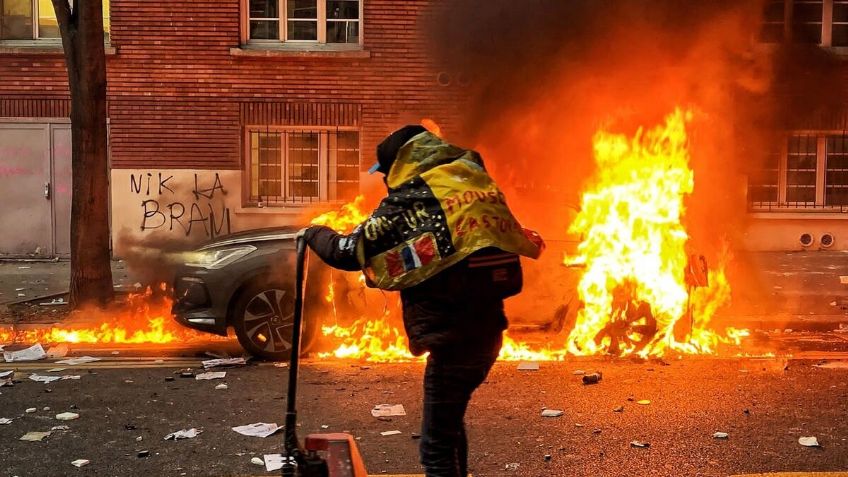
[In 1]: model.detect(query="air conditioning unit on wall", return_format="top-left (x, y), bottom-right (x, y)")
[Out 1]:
top-left (800, 233), bottom-right (815, 248)
top-left (820, 232), bottom-right (835, 249)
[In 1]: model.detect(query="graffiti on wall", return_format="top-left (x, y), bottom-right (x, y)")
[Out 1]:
top-left (130, 172), bottom-right (231, 238)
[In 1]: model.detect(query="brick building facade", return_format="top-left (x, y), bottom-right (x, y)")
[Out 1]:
top-left (0, 0), bottom-right (464, 257)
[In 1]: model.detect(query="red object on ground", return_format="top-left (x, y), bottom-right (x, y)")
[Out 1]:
top-left (304, 433), bottom-right (368, 477)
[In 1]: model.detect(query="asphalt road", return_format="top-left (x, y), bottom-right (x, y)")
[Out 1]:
top-left (1, 352), bottom-right (848, 477)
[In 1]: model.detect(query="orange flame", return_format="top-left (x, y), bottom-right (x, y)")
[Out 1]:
top-left (0, 286), bottom-right (218, 346)
top-left (564, 109), bottom-right (738, 357)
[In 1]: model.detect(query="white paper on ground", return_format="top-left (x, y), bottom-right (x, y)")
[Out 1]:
top-left (0, 370), bottom-right (13, 378)
top-left (4, 344), bottom-right (46, 362)
top-left (46, 368), bottom-right (66, 372)
top-left (231, 422), bottom-right (280, 438)
top-left (164, 428), bottom-right (202, 440)
top-left (799, 436), bottom-right (820, 447)
top-left (28, 374), bottom-right (61, 384)
top-left (71, 459), bottom-right (90, 467)
top-left (517, 362), bottom-right (540, 371)
top-left (541, 409), bottom-right (564, 418)
top-left (54, 356), bottom-right (100, 365)
top-left (20, 431), bottom-right (52, 442)
top-left (380, 430), bottom-right (402, 436)
top-left (0, 418), bottom-right (12, 424)
top-left (713, 432), bottom-right (729, 439)
top-left (264, 454), bottom-right (294, 472)
top-left (202, 357), bottom-right (246, 369)
top-left (55, 412), bottom-right (80, 421)
top-left (814, 362), bottom-right (848, 370)
top-left (195, 371), bottom-right (226, 380)
top-left (371, 404), bottom-right (406, 417)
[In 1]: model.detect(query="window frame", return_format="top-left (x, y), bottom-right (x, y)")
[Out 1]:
top-left (748, 130), bottom-right (848, 212)
top-left (761, 0), bottom-right (848, 49)
top-left (0, 0), bottom-right (110, 46)
top-left (242, 125), bottom-right (361, 207)
top-left (241, 0), bottom-right (363, 47)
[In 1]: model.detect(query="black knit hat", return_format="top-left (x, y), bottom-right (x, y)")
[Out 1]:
top-left (369, 125), bottom-right (428, 175)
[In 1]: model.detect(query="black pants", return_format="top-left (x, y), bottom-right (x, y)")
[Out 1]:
top-left (420, 334), bottom-right (502, 477)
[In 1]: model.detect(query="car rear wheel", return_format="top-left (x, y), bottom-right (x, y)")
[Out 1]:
top-left (232, 280), bottom-right (317, 361)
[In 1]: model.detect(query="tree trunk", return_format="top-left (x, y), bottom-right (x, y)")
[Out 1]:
top-left (53, 0), bottom-right (114, 308)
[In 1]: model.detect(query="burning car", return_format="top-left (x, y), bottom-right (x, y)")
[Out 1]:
top-left (171, 226), bottom-right (332, 360)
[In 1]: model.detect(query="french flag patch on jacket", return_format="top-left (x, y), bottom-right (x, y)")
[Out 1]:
top-left (385, 233), bottom-right (439, 278)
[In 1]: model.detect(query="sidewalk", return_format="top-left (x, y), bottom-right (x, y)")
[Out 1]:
top-left (0, 260), bottom-right (137, 306)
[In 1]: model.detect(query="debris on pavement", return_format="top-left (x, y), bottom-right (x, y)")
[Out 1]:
top-left (630, 441), bottom-right (650, 448)
top-left (46, 344), bottom-right (69, 358)
top-left (25, 408), bottom-right (36, 413)
top-left (517, 362), bottom-right (540, 371)
top-left (231, 422), bottom-right (280, 438)
top-left (179, 369), bottom-right (194, 378)
top-left (0, 418), bottom-right (12, 425)
top-left (273, 362), bottom-right (289, 368)
top-left (544, 454), bottom-right (552, 462)
top-left (55, 412), bottom-right (80, 421)
top-left (380, 430), bottom-right (402, 436)
top-left (251, 457), bottom-right (264, 466)
top-left (195, 371), bottom-right (226, 380)
top-left (371, 404), bottom-right (406, 417)
top-left (572, 369), bottom-right (586, 375)
top-left (202, 357), bottom-right (247, 369)
top-left (215, 383), bottom-right (228, 390)
top-left (164, 428), bottom-right (202, 440)
top-left (504, 462), bottom-right (520, 471)
top-left (71, 459), bottom-right (90, 468)
top-left (541, 409), bottom-right (564, 418)
top-left (20, 431), bottom-right (52, 442)
top-left (799, 436), bottom-right (821, 447)
top-left (51, 425), bottom-right (70, 431)
top-left (28, 374), bottom-right (61, 384)
top-left (713, 432), bottom-right (729, 439)
top-left (582, 372), bottom-right (603, 384)
top-left (814, 362), bottom-right (848, 370)
top-left (613, 406), bottom-right (624, 412)
top-left (38, 298), bottom-right (67, 306)
top-left (637, 400), bottom-right (651, 405)
top-left (264, 454), bottom-right (292, 472)
top-left (4, 343), bottom-right (47, 362)
top-left (46, 368), bottom-right (66, 373)
top-left (54, 356), bottom-right (101, 365)
top-left (138, 450), bottom-right (150, 458)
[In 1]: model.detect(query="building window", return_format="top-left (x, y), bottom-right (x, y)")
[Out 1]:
top-left (760, 0), bottom-right (848, 47)
top-left (0, 0), bottom-right (110, 41)
top-left (247, 128), bottom-right (360, 205)
top-left (246, 0), bottom-right (360, 45)
top-left (749, 132), bottom-right (848, 211)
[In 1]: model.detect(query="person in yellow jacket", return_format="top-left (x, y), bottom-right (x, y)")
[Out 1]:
top-left (304, 125), bottom-right (543, 477)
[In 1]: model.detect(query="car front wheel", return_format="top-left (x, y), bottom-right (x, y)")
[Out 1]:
top-left (232, 280), bottom-right (315, 361)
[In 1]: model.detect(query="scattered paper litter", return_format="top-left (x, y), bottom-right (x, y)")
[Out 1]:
top-left (799, 436), bottom-right (820, 447)
top-left (51, 425), bottom-right (70, 431)
top-left (46, 344), bottom-right (69, 358)
top-left (517, 362), bottom-right (540, 371)
top-left (29, 374), bottom-right (61, 384)
top-left (572, 369), bottom-right (586, 375)
top-left (195, 371), bottom-right (227, 380)
top-left (46, 368), bottom-right (66, 372)
top-left (38, 298), bottom-right (67, 306)
top-left (381, 430), bottom-right (402, 436)
top-left (71, 459), bottom-right (90, 468)
top-left (0, 418), bottom-right (12, 425)
top-left (20, 431), bottom-right (51, 442)
top-left (264, 454), bottom-right (294, 472)
top-left (637, 400), bottom-right (651, 405)
top-left (371, 404), bottom-right (406, 417)
top-left (0, 370), bottom-right (13, 378)
top-left (4, 343), bottom-right (46, 362)
top-left (273, 362), bottom-right (289, 368)
top-left (164, 428), bottom-right (202, 440)
top-left (713, 432), bottom-right (729, 439)
top-left (541, 409), bottom-right (564, 418)
top-left (215, 383), bottom-right (228, 390)
top-left (251, 457), bottom-right (264, 466)
top-left (202, 357), bottom-right (246, 369)
top-left (25, 408), bottom-right (36, 413)
top-left (232, 422), bottom-right (280, 438)
top-left (56, 412), bottom-right (79, 421)
top-left (630, 440), bottom-right (650, 448)
top-left (54, 356), bottom-right (100, 365)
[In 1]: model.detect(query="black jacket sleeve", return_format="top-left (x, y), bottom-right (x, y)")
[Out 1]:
top-left (303, 225), bottom-right (361, 272)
